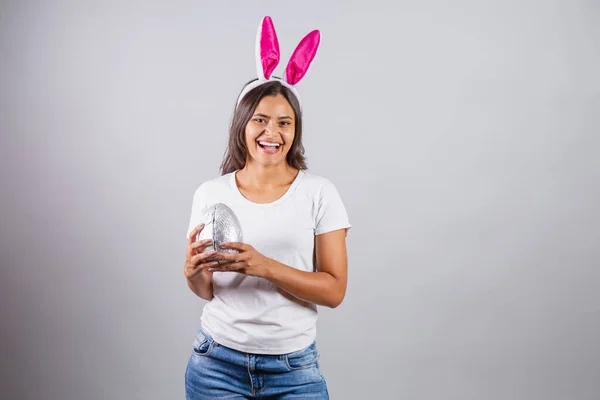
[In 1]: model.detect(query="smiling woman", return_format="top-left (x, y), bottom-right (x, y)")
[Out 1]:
top-left (221, 78), bottom-right (306, 175)
top-left (251, 106), bottom-right (290, 155)
top-left (182, 16), bottom-right (351, 400)
top-left (239, 85), bottom-right (296, 164)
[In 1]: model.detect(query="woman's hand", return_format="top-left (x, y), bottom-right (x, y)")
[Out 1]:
top-left (209, 242), bottom-right (271, 277)
top-left (184, 223), bottom-right (219, 282)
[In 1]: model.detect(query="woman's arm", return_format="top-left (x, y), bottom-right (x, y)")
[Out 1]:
top-left (184, 224), bottom-right (218, 301)
top-left (263, 229), bottom-right (348, 308)
top-left (215, 228), bottom-right (349, 308)
top-left (186, 271), bottom-right (214, 301)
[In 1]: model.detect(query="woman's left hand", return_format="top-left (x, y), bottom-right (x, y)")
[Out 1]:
top-left (209, 242), bottom-right (271, 277)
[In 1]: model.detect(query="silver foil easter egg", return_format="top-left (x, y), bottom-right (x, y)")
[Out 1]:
top-left (196, 203), bottom-right (243, 265)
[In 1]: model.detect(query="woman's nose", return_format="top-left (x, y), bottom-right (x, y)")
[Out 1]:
top-left (265, 120), bottom-right (278, 133)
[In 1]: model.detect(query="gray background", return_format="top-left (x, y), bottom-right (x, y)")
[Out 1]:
top-left (1, 0), bottom-right (599, 399)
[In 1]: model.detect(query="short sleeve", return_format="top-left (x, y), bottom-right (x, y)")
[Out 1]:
top-left (186, 184), bottom-right (210, 239)
top-left (314, 179), bottom-right (352, 236)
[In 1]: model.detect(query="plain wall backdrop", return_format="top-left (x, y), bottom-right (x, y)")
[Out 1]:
top-left (1, 0), bottom-right (599, 399)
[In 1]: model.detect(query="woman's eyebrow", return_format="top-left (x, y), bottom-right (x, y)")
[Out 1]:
top-left (253, 113), bottom-right (292, 120)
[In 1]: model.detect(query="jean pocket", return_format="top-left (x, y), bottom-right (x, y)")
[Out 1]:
top-left (284, 342), bottom-right (320, 370)
top-left (192, 329), bottom-right (214, 357)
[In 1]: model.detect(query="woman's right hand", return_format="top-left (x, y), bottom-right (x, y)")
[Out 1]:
top-left (184, 223), bottom-right (219, 281)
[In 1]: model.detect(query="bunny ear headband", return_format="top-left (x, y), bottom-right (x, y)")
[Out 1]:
top-left (236, 16), bottom-right (321, 108)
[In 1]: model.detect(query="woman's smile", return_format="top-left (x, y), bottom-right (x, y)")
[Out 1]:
top-left (257, 140), bottom-right (282, 155)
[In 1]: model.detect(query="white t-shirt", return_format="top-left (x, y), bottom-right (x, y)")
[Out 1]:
top-left (186, 169), bottom-right (351, 354)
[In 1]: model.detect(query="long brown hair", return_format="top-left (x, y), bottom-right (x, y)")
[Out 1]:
top-left (220, 79), bottom-right (307, 175)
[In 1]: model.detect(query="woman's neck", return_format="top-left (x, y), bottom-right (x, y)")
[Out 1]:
top-left (238, 162), bottom-right (298, 188)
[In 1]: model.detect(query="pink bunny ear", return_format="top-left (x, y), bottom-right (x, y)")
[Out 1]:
top-left (255, 16), bottom-right (280, 80)
top-left (285, 30), bottom-right (321, 86)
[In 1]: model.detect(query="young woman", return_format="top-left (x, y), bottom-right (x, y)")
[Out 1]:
top-left (183, 17), bottom-right (351, 399)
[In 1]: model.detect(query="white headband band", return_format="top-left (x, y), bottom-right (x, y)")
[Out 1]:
top-left (235, 16), bottom-right (321, 108)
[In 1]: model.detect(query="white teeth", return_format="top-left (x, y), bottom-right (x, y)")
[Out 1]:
top-left (258, 141), bottom-right (280, 147)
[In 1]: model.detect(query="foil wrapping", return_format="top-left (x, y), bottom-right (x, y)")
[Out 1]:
top-left (196, 203), bottom-right (243, 265)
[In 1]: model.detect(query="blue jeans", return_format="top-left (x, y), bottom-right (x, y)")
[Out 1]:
top-left (185, 328), bottom-right (330, 399)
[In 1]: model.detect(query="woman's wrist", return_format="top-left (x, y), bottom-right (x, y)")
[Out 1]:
top-left (187, 270), bottom-right (214, 300)
top-left (259, 257), bottom-right (279, 280)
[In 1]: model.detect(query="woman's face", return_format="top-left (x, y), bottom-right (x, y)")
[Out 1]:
top-left (244, 94), bottom-right (295, 168)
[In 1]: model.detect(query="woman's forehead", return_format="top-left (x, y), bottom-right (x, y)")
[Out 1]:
top-left (255, 95), bottom-right (294, 116)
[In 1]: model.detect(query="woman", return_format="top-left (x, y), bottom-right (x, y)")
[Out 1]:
top-left (183, 16), bottom-right (351, 399)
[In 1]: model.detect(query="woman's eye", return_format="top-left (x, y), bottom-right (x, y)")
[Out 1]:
top-left (279, 121), bottom-right (290, 126)
top-left (254, 118), bottom-right (265, 124)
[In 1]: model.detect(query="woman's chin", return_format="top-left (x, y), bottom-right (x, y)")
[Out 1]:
top-left (249, 153), bottom-right (286, 167)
